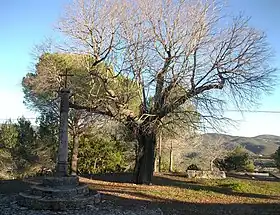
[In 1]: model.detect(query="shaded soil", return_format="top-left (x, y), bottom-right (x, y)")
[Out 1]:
top-left (1, 173), bottom-right (280, 215)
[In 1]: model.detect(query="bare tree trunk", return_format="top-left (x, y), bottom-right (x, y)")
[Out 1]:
top-left (134, 142), bottom-right (138, 170)
top-left (93, 158), bottom-right (98, 173)
top-left (210, 159), bottom-right (215, 171)
top-left (154, 154), bottom-right (158, 173)
top-left (169, 141), bottom-right (173, 172)
top-left (71, 133), bottom-right (79, 175)
top-left (134, 126), bottom-right (156, 185)
top-left (158, 130), bottom-right (162, 173)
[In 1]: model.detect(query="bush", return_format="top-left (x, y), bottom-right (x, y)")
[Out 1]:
top-left (78, 133), bottom-right (127, 174)
top-left (245, 160), bottom-right (255, 172)
top-left (0, 117), bottom-right (57, 179)
top-left (273, 146), bottom-right (280, 170)
top-left (214, 146), bottom-right (255, 172)
top-left (187, 164), bottom-right (201, 171)
top-left (222, 182), bottom-right (251, 193)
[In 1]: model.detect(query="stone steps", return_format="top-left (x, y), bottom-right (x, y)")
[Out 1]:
top-left (18, 190), bottom-right (100, 210)
top-left (17, 176), bottom-right (101, 211)
top-left (30, 183), bottom-right (89, 199)
top-left (42, 176), bottom-right (79, 187)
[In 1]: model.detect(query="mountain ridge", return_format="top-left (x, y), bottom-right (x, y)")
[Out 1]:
top-left (202, 133), bottom-right (280, 156)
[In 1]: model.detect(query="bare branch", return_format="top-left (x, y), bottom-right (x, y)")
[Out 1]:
top-left (50, 0), bottom-right (277, 132)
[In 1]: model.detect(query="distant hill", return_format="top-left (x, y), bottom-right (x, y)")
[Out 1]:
top-left (202, 133), bottom-right (280, 156)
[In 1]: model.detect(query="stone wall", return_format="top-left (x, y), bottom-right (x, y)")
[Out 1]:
top-left (186, 170), bottom-right (226, 179)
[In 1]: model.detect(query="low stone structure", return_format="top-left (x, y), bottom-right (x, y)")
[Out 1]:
top-left (17, 176), bottom-right (101, 210)
top-left (186, 170), bottom-right (226, 179)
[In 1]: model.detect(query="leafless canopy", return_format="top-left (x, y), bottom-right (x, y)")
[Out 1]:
top-left (56, 0), bottom-right (277, 131)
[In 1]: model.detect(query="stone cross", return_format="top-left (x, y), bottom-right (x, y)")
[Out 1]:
top-left (56, 69), bottom-right (73, 176)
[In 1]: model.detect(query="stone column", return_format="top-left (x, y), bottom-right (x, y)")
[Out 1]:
top-left (56, 88), bottom-right (70, 176)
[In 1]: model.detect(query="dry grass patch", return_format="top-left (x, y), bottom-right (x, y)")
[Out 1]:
top-left (80, 173), bottom-right (280, 204)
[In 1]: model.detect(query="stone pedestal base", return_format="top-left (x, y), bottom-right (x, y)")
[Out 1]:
top-left (17, 176), bottom-right (101, 211)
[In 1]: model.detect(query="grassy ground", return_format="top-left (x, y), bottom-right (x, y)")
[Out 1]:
top-left (81, 173), bottom-right (280, 214)
top-left (1, 173), bottom-right (280, 214)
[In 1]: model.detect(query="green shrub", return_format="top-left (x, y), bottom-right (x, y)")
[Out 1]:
top-left (214, 146), bottom-right (255, 172)
top-left (222, 182), bottom-right (250, 192)
top-left (187, 164), bottom-right (201, 171)
top-left (159, 158), bottom-right (170, 172)
top-left (0, 117), bottom-right (57, 179)
top-left (78, 134), bottom-right (127, 174)
top-left (245, 160), bottom-right (255, 172)
top-left (273, 146), bottom-right (280, 170)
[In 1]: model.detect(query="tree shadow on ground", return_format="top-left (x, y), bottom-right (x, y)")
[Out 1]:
top-left (86, 172), bottom-right (280, 200)
top-left (1, 177), bottom-right (280, 215)
top-left (84, 173), bottom-right (280, 214)
top-left (152, 174), bottom-right (280, 200)
top-left (226, 172), bottom-right (280, 182)
top-left (99, 191), bottom-right (280, 215)
top-left (0, 179), bottom-right (30, 194)
top-left (82, 172), bottom-right (134, 183)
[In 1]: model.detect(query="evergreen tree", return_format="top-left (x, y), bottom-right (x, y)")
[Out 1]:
top-left (273, 146), bottom-right (280, 170)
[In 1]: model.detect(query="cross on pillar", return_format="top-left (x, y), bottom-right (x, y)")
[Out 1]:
top-left (59, 69), bottom-right (74, 89)
top-left (56, 69), bottom-right (73, 176)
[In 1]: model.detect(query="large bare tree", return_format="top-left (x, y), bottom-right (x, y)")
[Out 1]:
top-left (49, 0), bottom-right (277, 184)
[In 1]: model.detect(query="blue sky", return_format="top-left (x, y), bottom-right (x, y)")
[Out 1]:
top-left (0, 0), bottom-right (279, 137)
top-left (222, 0), bottom-right (280, 136)
top-left (0, 0), bottom-right (68, 120)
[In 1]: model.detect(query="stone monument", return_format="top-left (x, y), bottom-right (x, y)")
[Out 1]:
top-left (18, 70), bottom-right (100, 210)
